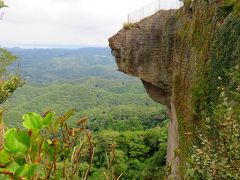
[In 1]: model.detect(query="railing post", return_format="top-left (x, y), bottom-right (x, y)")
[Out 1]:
top-left (127, 0), bottom-right (183, 24)
top-left (140, 9), bottom-right (142, 21)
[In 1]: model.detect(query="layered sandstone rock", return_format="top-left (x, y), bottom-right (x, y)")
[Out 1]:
top-left (109, 10), bottom-right (177, 107)
top-left (109, 10), bottom-right (181, 178)
top-left (109, 0), bottom-right (240, 178)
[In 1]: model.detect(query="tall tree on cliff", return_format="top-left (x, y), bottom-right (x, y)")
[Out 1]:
top-left (0, 0), bottom-right (23, 149)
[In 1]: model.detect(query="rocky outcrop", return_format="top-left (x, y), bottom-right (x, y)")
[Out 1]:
top-left (109, 0), bottom-right (240, 178)
top-left (109, 10), bottom-right (176, 108)
top-left (109, 10), bottom-right (180, 178)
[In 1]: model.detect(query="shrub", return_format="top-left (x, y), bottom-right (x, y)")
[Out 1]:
top-left (123, 22), bottom-right (134, 30)
top-left (186, 66), bottom-right (240, 179)
top-left (0, 109), bottom-right (94, 179)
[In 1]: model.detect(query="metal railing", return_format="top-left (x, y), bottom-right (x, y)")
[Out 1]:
top-left (127, 0), bottom-right (183, 23)
top-left (0, 9), bottom-right (4, 20)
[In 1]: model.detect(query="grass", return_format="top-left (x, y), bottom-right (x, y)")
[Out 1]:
top-left (123, 22), bottom-right (134, 30)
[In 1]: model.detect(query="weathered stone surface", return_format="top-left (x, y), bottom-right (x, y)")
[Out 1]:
top-left (109, 0), bottom-right (240, 178)
top-left (109, 10), bottom-right (180, 178)
top-left (109, 10), bottom-right (176, 102)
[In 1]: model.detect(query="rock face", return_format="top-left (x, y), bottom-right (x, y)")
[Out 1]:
top-left (109, 0), bottom-right (240, 178)
top-left (109, 10), bottom-right (180, 177)
top-left (109, 10), bottom-right (176, 108)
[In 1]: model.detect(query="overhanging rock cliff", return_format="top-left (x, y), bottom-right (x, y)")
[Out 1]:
top-left (109, 0), bottom-right (240, 178)
top-left (109, 9), bottom-right (180, 177)
top-left (109, 10), bottom-right (176, 108)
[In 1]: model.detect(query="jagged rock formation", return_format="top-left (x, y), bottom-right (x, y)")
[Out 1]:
top-left (109, 0), bottom-right (240, 178)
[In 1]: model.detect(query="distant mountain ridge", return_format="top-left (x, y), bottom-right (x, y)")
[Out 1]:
top-left (8, 47), bottom-right (129, 84)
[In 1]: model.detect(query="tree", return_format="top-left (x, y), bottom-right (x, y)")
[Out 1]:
top-left (0, 0), bottom-right (24, 149)
top-left (0, 55), bottom-right (23, 147)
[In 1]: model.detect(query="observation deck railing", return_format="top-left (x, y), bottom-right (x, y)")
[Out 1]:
top-left (127, 0), bottom-right (183, 23)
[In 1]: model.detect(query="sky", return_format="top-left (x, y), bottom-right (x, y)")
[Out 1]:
top-left (0, 0), bottom-right (181, 48)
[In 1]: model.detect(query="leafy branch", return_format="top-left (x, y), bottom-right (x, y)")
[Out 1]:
top-left (0, 110), bottom-right (94, 179)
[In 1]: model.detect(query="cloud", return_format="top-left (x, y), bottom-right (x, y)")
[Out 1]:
top-left (1, 0), bottom-right (179, 47)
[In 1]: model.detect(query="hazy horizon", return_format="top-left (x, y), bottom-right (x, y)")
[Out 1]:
top-left (2, 43), bottom-right (109, 49)
top-left (0, 0), bottom-right (181, 48)
top-left (0, 0), bottom-right (152, 48)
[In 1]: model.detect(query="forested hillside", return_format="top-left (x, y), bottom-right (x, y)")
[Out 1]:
top-left (2, 78), bottom-right (166, 130)
top-left (0, 48), bottom-right (168, 179)
top-left (1, 0), bottom-right (239, 179)
top-left (8, 48), bottom-right (128, 84)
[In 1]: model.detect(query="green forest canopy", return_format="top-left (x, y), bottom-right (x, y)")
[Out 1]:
top-left (0, 48), bottom-right (169, 179)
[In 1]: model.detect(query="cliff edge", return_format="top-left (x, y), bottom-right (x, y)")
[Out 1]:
top-left (109, 9), bottom-right (180, 177)
top-left (109, 0), bottom-right (240, 178)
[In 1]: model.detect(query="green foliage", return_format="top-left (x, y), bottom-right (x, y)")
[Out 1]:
top-left (0, 109), bottom-right (168, 179)
top-left (205, 13), bottom-right (240, 114)
top-left (2, 78), bottom-right (166, 130)
top-left (186, 66), bottom-right (240, 179)
top-left (0, 47), bottom-right (169, 178)
top-left (0, 110), bottom-right (94, 179)
top-left (123, 22), bottom-right (134, 30)
top-left (8, 48), bottom-right (128, 84)
top-left (93, 125), bottom-right (168, 179)
top-left (184, 9), bottom-right (240, 178)
top-left (0, 0), bottom-right (7, 9)
top-left (0, 47), bottom-right (23, 150)
top-left (0, 48), bottom-right (16, 76)
top-left (190, 0), bottom-right (240, 118)
top-left (219, 0), bottom-right (240, 14)
top-left (4, 128), bottom-right (26, 153)
top-left (183, 0), bottom-right (192, 8)
top-left (22, 112), bottom-right (43, 130)
top-left (0, 76), bottom-right (23, 104)
top-left (0, 48), bottom-right (23, 104)
top-left (176, 1), bottom-right (240, 177)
